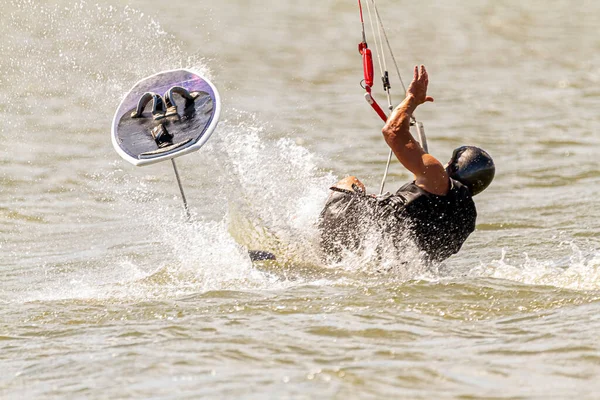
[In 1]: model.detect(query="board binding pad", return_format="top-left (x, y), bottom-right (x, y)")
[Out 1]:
top-left (112, 68), bottom-right (221, 166)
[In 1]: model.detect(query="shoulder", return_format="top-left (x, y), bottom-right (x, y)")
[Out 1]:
top-left (414, 154), bottom-right (450, 195)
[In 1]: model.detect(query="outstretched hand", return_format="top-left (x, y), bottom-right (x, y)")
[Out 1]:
top-left (407, 65), bottom-right (434, 105)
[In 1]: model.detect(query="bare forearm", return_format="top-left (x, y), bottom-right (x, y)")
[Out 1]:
top-left (382, 95), bottom-right (422, 166)
top-left (379, 65), bottom-right (448, 194)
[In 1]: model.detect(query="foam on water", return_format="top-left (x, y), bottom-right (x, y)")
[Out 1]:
top-left (470, 243), bottom-right (600, 291)
top-left (18, 214), bottom-right (290, 303)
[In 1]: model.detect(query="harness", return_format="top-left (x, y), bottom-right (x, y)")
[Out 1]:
top-left (328, 185), bottom-right (408, 222)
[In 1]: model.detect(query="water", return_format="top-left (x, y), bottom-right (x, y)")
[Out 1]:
top-left (1, 0), bottom-right (600, 398)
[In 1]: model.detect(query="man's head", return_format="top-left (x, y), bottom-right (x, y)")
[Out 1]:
top-left (446, 146), bottom-right (495, 196)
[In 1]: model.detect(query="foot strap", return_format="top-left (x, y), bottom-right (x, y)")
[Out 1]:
top-left (150, 123), bottom-right (174, 148)
top-left (163, 86), bottom-right (200, 117)
top-left (130, 92), bottom-right (166, 120)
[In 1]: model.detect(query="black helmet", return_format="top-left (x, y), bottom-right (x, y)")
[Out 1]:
top-left (446, 146), bottom-right (495, 196)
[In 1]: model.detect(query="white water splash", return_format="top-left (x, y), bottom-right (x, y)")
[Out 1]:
top-left (1, 0), bottom-right (210, 128)
top-left (0, 0), bottom-right (440, 296)
top-left (469, 242), bottom-right (600, 291)
top-left (9, 0), bottom-right (600, 303)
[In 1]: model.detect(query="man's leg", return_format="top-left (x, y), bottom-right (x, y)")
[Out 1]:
top-left (320, 176), bottom-right (370, 260)
top-left (331, 176), bottom-right (366, 193)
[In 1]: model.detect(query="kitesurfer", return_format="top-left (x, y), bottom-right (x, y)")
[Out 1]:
top-left (319, 65), bottom-right (495, 263)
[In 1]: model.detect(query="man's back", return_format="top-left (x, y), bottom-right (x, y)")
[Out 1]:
top-left (393, 179), bottom-right (476, 262)
top-left (318, 178), bottom-right (476, 263)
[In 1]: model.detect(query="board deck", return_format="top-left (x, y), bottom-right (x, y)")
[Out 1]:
top-left (111, 68), bottom-right (221, 166)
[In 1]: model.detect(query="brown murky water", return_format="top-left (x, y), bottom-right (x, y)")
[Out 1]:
top-left (1, 0), bottom-right (600, 398)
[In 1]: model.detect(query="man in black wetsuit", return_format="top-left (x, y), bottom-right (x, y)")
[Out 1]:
top-left (319, 65), bottom-right (495, 263)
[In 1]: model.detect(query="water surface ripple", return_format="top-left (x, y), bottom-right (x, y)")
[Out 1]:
top-left (1, 0), bottom-right (600, 398)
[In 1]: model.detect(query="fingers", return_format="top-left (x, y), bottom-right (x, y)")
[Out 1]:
top-left (413, 65), bottom-right (429, 82)
top-left (409, 65), bottom-right (432, 103)
top-left (420, 65), bottom-right (428, 81)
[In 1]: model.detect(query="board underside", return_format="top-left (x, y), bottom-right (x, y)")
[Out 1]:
top-left (112, 69), bottom-right (219, 166)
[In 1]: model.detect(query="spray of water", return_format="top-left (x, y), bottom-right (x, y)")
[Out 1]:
top-left (0, 0), bottom-right (207, 130)
top-left (5, 1), bottom-right (600, 303)
top-left (470, 243), bottom-right (600, 291)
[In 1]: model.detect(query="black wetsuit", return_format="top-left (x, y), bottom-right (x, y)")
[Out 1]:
top-left (318, 179), bottom-right (476, 263)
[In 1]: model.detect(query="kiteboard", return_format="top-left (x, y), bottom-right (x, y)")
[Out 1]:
top-left (111, 68), bottom-right (221, 167)
top-left (110, 69), bottom-right (276, 261)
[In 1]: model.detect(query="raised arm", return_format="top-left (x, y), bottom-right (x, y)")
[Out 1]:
top-left (381, 65), bottom-right (449, 195)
